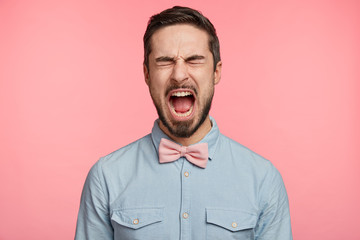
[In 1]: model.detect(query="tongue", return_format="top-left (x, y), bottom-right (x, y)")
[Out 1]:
top-left (172, 96), bottom-right (193, 113)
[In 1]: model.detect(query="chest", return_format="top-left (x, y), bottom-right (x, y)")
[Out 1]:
top-left (107, 158), bottom-right (260, 240)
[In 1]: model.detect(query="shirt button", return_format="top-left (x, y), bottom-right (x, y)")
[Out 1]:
top-left (133, 219), bottom-right (139, 225)
top-left (182, 212), bottom-right (189, 219)
top-left (231, 222), bottom-right (237, 228)
top-left (184, 171), bottom-right (189, 177)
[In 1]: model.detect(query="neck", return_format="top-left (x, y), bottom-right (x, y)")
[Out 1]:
top-left (159, 116), bottom-right (212, 146)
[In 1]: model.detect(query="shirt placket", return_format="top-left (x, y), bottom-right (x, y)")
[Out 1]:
top-left (180, 158), bottom-right (192, 240)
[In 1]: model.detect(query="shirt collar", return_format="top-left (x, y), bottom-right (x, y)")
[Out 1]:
top-left (150, 116), bottom-right (220, 160)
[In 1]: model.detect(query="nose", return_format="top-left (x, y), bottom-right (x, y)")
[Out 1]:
top-left (170, 59), bottom-right (189, 83)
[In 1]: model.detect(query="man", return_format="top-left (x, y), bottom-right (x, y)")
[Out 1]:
top-left (75, 6), bottom-right (292, 240)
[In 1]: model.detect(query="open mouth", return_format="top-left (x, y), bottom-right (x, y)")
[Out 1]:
top-left (168, 89), bottom-right (196, 120)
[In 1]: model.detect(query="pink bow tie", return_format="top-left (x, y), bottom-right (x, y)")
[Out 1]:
top-left (158, 138), bottom-right (208, 168)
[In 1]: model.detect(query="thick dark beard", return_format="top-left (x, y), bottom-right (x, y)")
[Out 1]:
top-left (154, 90), bottom-right (214, 138)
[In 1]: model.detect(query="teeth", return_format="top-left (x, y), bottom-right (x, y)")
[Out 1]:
top-left (171, 91), bottom-right (192, 97)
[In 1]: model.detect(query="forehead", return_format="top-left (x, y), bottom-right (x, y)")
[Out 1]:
top-left (150, 24), bottom-right (210, 56)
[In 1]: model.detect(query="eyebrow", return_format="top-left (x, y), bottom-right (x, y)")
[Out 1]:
top-left (155, 55), bottom-right (206, 63)
top-left (155, 56), bottom-right (175, 62)
top-left (185, 55), bottom-right (205, 61)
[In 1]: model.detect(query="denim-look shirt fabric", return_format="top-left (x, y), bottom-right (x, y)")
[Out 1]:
top-left (75, 117), bottom-right (292, 239)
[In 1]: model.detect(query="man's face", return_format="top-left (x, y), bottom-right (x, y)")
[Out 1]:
top-left (144, 24), bottom-right (221, 138)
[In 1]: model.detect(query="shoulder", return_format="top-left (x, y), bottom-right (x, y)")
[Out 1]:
top-left (101, 134), bottom-right (153, 163)
top-left (217, 134), bottom-right (281, 179)
top-left (219, 133), bottom-right (287, 197)
top-left (219, 134), bottom-right (273, 165)
top-left (89, 134), bottom-right (154, 179)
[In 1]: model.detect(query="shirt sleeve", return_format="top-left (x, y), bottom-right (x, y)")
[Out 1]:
top-left (255, 164), bottom-right (293, 240)
top-left (75, 161), bottom-right (113, 240)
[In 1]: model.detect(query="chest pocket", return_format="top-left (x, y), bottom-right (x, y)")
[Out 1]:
top-left (111, 207), bottom-right (165, 240)
top-left (206, 208), bottom-right (258, 240)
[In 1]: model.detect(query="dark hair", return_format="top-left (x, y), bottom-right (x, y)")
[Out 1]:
top-left (143, 6), bottom-right (221, 71)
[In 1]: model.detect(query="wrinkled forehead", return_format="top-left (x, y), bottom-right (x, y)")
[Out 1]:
top-left (149, 24), bottom-right (211, 57)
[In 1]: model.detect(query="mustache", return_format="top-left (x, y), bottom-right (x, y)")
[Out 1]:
top-left (165, 84), bottom-right (198, 97)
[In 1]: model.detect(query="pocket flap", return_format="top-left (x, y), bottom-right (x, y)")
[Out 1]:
top-left (111, 207), bottom-right (164, 230)
top-left (206, 208), bottom-right (257, 232)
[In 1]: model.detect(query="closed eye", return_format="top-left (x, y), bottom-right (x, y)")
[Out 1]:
top-left (186, 55), bottom-right (205, 65)
top-left (155, 56), bottom-right (175, 66)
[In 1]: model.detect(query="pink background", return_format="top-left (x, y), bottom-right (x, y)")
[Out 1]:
top-left (1, 0), bottom-right (359, 239)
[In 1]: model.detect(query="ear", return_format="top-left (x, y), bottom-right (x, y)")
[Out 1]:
top-left (214, 61), bottom-right (222, 85)
top-left (143, 64), bottom-right (150, 86)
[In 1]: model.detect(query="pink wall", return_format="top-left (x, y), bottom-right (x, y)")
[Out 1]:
top-left (0, 0), bottom-right (359, 239)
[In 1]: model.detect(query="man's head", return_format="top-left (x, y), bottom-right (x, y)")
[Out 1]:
top-left (143, 6), bottom-right (222, 141)
top-left (144, 6), bottom-right (221, 71)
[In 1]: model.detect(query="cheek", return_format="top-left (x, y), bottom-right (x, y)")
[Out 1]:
top-left (198, 80), bottom-right (215, 100)
top-left (149, 71), bottom-right (170, 89)
top-left (196, 73), bottom-right (215, 89)
top-left (149, 80), bottom-right (166, 103)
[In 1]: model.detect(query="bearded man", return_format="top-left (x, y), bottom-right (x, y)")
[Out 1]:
top-left (75, 6), bottom-right (292, 240)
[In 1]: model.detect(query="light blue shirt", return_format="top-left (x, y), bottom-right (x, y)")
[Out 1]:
top-left (75, 117), bottom-right (292, 239)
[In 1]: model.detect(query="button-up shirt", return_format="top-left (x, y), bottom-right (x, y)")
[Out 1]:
top-left (75, 117), bottom-right (292, 239)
